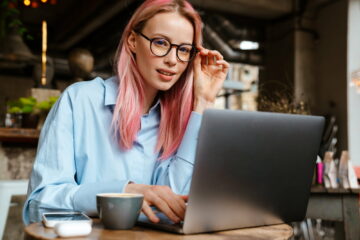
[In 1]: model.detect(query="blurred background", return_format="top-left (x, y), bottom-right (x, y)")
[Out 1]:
top-left (0, 0), bottom-right (359, 239)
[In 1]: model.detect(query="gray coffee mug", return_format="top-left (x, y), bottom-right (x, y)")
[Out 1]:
top-left (96, 193), bottom-right (144, 230)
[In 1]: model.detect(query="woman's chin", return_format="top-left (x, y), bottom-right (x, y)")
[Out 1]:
top-left (154, 81), bottom-right (177, 91)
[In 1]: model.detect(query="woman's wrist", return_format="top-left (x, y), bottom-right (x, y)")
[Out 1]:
top-left (124, 181), bottom-right (137, 193)
top-left (193, 97), bottom-right (214, 114)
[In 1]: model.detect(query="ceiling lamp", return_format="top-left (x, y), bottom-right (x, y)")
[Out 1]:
top-left (0, 0), bottom-right (35, 66)
top-left (228, 39), bottom-right (260, 51)
top-left (0, 30), bottom-right (35, 67)
top-left (23, 0), bottom-right (57, 8)
top-left (238, 41), bottom-right (259, 50)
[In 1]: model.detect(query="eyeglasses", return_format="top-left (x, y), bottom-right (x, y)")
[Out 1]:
top-left (135, 30), bottom-right (199, 62)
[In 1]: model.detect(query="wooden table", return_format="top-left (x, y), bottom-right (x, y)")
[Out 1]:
top-left (25, 219), bottom-right (293, 240)
top-left (0, 127), bottom-right (39, 143)
top-left (306, 186), bottom-right (360, 240)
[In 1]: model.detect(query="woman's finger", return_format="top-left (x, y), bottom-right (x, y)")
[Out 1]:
top-left (168, 193), bottom-right (185, 220)
top-left (150, 194), bottom-right (180, 223)
top-left (158, 192), bottom-right (186, 220)
top-left (169, 195), bottom-right (186, 219)
top-left (179, 195), bottom-right (189, 202)
top-left (201, 54), bottom-right (208, 67)
top-left (216, 59), bottom-right (230, 73)
top-left (208, 50), bottom-right (223, 65)
top-left (199, 48), bottom-right (208, 56)
top-left (142, 201), bottom-right (159, 223)
top-left (197, 45), bottom-right (206, 52)
top-left (193, 53), bottom-right (201, 75)
top-left (199, 49), bottom-right (210, 65)
top-left (198, 49), bottom-right (223, 64)
top-left (208, 55), bottom-right (216, 65)
top-left (211, 50), bottom-right (224, 61)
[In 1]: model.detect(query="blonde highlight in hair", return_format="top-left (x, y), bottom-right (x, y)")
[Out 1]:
top-left (112, 0), bottom-right (202, 160)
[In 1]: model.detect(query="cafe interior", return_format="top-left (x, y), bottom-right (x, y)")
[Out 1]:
top-left (0, 0), bottom-right (360, 239)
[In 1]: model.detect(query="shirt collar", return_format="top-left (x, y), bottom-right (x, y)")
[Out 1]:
top-left (104, 76), bottom-right (118, 106)
top-left (104, 76), bottom-right (161, 114)
top-left (147, 98), bottom-right (161, 115)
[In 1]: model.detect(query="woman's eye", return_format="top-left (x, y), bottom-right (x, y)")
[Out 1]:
top-left (154, 39), bottom-right (168, 47)
top-left (179, 46), bottom-right (191, 53)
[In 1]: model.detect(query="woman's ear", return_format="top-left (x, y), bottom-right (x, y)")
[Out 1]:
top-left (127, 31), bottom-right (137, 54)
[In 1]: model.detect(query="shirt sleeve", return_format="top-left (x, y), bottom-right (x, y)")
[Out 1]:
top-left (23, 89), bottom-right (130, 225)
top-left (151, 111), bottom-right (202, 195)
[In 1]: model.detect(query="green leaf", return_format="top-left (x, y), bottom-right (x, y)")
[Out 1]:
top-left (36, 101), bottom-right (51, 111)
top-left (22, 105), bottom-right (33, 113)
top-left (19, 97), bottom-right (36, 106)
top-left (48, 96), bottom-right (59, 105)
top-left (8, 106), bottom-right (22, 114)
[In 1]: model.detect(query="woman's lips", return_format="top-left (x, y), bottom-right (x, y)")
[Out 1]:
top-left (156, 69), bottom-right (176, 81)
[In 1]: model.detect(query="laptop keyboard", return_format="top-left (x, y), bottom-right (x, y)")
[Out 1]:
top-left (156, 212), bottom-right (183, 226)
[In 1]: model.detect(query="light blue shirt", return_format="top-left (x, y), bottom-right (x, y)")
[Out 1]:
top-left (23, 76), bottom-right (202, 224)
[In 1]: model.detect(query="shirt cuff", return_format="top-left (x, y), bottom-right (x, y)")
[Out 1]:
top-left (73, 180), bottom-right (131, 216)
top-left (176, 111), bottom-right (203, 164)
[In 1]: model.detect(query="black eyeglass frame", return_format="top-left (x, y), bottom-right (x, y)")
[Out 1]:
top-left (134, 30), bottom-right (199, 62)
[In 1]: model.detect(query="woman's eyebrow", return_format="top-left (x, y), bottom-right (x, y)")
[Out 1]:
top-left (152, 33), bottom-right (193, 45)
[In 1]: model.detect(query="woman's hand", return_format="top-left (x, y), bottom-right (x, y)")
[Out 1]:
top-left (124, 183), bottom-right (187, 223)
top-left (193, 47), bottom-right (229, 114)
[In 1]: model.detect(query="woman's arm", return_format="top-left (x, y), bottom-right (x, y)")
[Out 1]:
top-left (124, 111), bottom-right (201, 223)
top-left (23, 88), bottom-right (130, 225)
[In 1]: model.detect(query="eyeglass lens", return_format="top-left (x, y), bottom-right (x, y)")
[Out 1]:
top-left (151, 38), bottom-right (195, 62)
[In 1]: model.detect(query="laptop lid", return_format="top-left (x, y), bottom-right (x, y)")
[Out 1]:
top-left (182, 109), bottom-right (324, 234)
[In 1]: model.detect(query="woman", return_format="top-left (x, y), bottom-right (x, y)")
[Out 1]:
top-left (23, 0), bottom-right (229, 225)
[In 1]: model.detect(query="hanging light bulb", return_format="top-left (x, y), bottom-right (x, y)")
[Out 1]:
top-left (31, 1), bottom-right (39, 8)
top-left (23, 0), bottom-right (57, 7)
top-left (23, 0), bottom-right (31, 6)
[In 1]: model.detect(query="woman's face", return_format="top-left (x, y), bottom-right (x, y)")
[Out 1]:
top-left (128, 11), bottom-right (194, 93)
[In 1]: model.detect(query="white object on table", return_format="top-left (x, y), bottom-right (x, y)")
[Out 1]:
top-left (55, 222), bottom-right (92, 238)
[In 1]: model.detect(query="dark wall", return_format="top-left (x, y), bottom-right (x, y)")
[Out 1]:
top-left (314, 0), bottom-right (348, 154)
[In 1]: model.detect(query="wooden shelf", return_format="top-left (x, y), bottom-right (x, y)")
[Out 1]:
top-left (311, 185), bottom-right (360, 194)
top-left (0, 127), bottom-right (40, 143)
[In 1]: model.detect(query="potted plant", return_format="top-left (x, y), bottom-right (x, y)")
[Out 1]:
top-left (6, 96), bottom-right (59, 128)
top-left (0, 0), bottom-right (33, 61)
top-left (7, 97), bottom-right (38, 128)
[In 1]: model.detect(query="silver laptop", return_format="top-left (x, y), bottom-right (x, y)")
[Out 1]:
top-left (137, 109), bottom-right (324, 234)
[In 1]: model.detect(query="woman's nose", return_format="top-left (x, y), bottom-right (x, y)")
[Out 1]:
top-left (164, 47), bottom-right (177, 66)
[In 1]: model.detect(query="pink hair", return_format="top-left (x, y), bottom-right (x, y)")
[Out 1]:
top-left (112, 0), bottom-right (203, 160)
